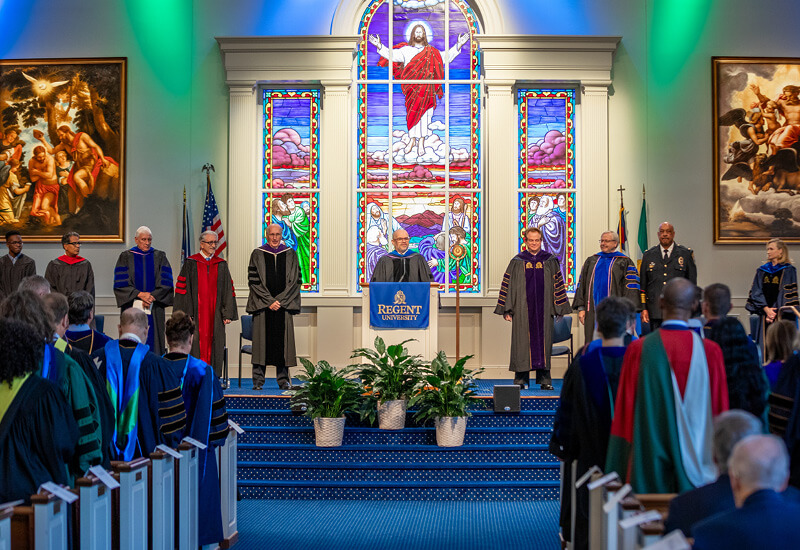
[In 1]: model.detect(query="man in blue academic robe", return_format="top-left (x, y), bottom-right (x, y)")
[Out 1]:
top-left (163, 312), bottom-right (230, 545)
top-left (93, 308), bottom-right (185, 460)
top-left (549, 296), bottom-right (636, 550)
top-left (113, 226), bottom-right (174, 355)
top-left (573, 231), bottom-right (641, 344)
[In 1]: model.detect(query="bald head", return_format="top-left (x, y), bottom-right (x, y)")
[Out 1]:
top-left (119, 308), bottom-right (149, 342)
top-left (392, 229), bottom-right (410, 254)
top-left (266, 224), bottom-right (283, 248)
top-left (660, 278), bottom-right (696, 321)
top-left (729, 434), bottom-right (789, 506)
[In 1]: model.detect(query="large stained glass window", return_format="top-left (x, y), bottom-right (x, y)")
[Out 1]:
top-left (357, 0), bottom-right (481, 293)
top-left (262, 89), bottom-right (320, 292)
top-left (518, 89), bottom-right (577, 292)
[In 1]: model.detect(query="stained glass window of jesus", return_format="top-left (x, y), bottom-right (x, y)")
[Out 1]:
top-left (518, 88), bottom-right (578, 292)
top-left (262, 88), bottom-right (320, 292)
top-left (356, 0), bottom-right (482, 293)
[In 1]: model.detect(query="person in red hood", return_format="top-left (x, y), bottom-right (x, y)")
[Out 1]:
top-left (45, 231), bottom-right (94, 299)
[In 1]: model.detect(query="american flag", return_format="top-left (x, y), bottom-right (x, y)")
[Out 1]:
top-left (202, 182), bottom-right (226, 257)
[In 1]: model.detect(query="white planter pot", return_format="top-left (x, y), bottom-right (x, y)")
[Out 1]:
top-left (435, 416), bottom-right (467, 447)
top-left (377, 399), bottom-right (407, 430)
top-left (313, 416), bottom-right (346, 447)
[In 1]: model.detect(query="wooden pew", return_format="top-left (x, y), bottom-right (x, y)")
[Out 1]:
top-left (218, 422), bottom-right (241, 548)
top-left (176, 441), bottom-right (199, 550)
top-left (111, 458), bottom-right (151, 550)
top-left (150, 450), bottom-right (177, 550)
top-left (0, 503), bottom-right (14, 550)
top-left (10, 490), bottom-right (69, 550)
top-left (632, 494), bottom-right (676, 519)
top-left (74, 473), bottom-right (114, 550)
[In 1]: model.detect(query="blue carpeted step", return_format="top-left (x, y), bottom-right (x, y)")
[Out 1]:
top-left (238, 460), bottom-right (560, 483)
top-left (238, 482), bottom-right (560, 501)
top-left (228, 409), bottom-right (557, 429)
top-left (239, 426), bottom-right (554, 446)
top-left (238, 443), bottom-right (557, 463)
top-left (226, 395), bottom-right (560, 412)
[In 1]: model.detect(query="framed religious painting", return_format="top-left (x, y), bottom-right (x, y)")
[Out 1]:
top-left (713, 57), bottom-right (800, 243)
top-left (0, 58), bottom-right (126, 241)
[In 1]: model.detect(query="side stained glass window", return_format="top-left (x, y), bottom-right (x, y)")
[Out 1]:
top-left (518, 89), bottom-right (577, 292)
top-left (262, 89), bottom-right (320, 292)
top-left (356, 0), bottom-right (482, 293)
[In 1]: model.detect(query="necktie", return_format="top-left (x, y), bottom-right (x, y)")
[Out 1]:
top-left (663, 249), bottom-right (669, 262)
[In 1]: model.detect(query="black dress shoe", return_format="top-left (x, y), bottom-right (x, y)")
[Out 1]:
top-left (252, 384), bottom-right (263, 391)
top-left (221, 380), bottom-right (229, 390)
top-left (540, 384), bottom-right (555, 391)
top-left (278, 382), bottom-right (291, 390)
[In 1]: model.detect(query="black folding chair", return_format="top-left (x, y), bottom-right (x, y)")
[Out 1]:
top-left (238, 315), bottom-right (253, 388)
top-left (551, 315), bottom-right (574, 365)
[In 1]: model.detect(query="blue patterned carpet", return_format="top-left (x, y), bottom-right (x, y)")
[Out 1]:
top-left (237, 499), bottom-right (561, 550)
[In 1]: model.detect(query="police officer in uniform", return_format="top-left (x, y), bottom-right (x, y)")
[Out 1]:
top-left (640, 222), bottom-right (697, 330)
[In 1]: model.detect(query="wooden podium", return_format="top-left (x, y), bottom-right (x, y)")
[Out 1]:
top-left (360, 282), bottom-right (439, 361)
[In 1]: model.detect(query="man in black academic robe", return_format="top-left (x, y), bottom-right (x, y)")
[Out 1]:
top-left (573, 231), bottom-right (641, 344)
top-left (371, 228), bottom-right (434, 283)
top-left (93, 308), bottom-right (186, 459)
top-left (174, 231), bottom-right (238, 379)
top-left (549, 296), bottom-right (636, 550)
top-left (0, 230), bottom-right (36, 300)
top-left (0, 318), bottom-right (79, 504)
top-left (113, 226), bottom-right (174, 355)
top-left (495, 227), bottom-right (572, 390)
top-left (640, 222), bottom-right (697, 330)
top-left (246, 224), bottom-right (301, 390)
top-left (44, 231), bottom-right (95, 298)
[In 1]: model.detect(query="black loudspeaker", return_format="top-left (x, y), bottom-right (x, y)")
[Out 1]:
top-left (493, 385), bottom-right (521, 413)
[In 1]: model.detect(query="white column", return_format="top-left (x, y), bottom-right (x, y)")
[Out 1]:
top-left (484, 80), bottom-right (518, 295)
top-left (580, 82), bottom-right (612, 254)
top-left (319, 80), bottom-right (352, 296)
top-left (226, 84), bottom-right (258, 289)
top-left (482, 80), bottom-right (517, 370)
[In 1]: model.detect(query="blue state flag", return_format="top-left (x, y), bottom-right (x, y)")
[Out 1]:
top-left (369, 282), bottom-right (430, 329)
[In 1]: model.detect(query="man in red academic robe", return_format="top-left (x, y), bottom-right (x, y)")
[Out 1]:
top-left (369, 25), bottom-right (469, 156)
top-left (174, 230), bottom-right (238, 382)
top-left (44, 231), bottom-right (94, 298)
top-left (606, 278), bottom-right (729, 493)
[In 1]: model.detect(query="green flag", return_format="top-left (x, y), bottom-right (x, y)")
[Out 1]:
top-left (637, 187), bottom-right (648, 256)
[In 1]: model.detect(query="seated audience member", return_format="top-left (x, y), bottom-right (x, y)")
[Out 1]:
top-left (606, 278), bottom-right (729, 493)
top-left (42, 292), bottom-right (114, 467)
top-left (65, 290), bottom-right (110, 354)
top-left (549, 296), bottom-right (636, 550)
top-left (93, 308), bottom-right (186, 460)
top-left (0, 318), bottom-right (78, 503)
top-left (706, 316), bottom-right (769, 421)
top-left (164, 311), bottom-right (230, 546)
top-left (17, 274), bottom-right (50, 296)
top-left (768, 340), bottom-right (800, 488)
top-left (664, 410), bottom-right (800, 537)
top-left (692, 435), bottom-right (800, 549)
top-left (701, 283), bottom-right (733, 336)
top-left (0, 290), bottom-right (103, 481)
top-left (763, 319), bottom-right (796, 388)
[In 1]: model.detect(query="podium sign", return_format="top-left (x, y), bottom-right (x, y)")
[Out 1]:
top-left (361, 282), bottom-right (439, 361)
top-left (369, 282), bottom-right (430, 329)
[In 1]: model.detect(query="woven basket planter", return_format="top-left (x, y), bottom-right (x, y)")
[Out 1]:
top-left (434, 416), bottom-right (467, 447)
top-left (377, 399), bottom-right (407, 430)
top-left (313, 416), bottom-right (346, 447)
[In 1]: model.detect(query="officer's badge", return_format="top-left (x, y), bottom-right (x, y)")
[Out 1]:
top-left (525, 261), bottom-right (533, 269)
top-left (648, 262), bottom-right (655, 270)
top-left (678, 256), bottom-right (684, 267)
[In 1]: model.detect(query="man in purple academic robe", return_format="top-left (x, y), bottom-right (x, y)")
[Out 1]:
top-left (495, 227), bottom-right (572, 390)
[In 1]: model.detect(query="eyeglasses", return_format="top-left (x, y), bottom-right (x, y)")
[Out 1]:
top-left (599, 239), bottom-right (616, 244)
top-left (394, 237), bottom-right (410, 242)
top-left (201, 240), bottom-right (218, 246)
top-left (67, 241), bottom-right (81, 246)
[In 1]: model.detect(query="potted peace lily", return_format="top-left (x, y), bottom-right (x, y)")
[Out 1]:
top-left (351, 336), bottom-right (425, 430)
top-left (408, 352), bottom-right (483, 447)
top-left (289, 358), bottom-right (363, 447)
